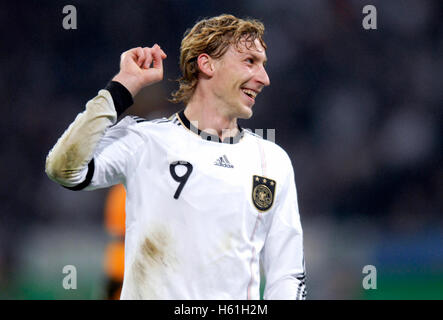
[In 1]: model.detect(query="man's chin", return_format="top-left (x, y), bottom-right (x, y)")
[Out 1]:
top-left (237, 106), bottom-right (253, 119)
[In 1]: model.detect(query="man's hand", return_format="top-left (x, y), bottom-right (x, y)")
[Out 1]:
top-left (112, 44), bottom-right (167, 97)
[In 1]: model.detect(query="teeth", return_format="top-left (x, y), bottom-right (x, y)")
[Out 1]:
top-left (242, 89), bottom-right (257, 99)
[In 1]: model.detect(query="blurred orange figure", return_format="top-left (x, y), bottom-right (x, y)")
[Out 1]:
top-left (103, 184), bottom-right (126, 300)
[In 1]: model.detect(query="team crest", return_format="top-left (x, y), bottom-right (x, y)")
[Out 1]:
top-left (252, 175), bottom-right (276, 212)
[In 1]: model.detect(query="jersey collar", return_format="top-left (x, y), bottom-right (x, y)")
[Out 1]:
top-left (176, 109), bottom-right (244, 144)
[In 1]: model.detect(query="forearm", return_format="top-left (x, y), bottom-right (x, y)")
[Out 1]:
top-left (45, 82), bottom-right (132, 187)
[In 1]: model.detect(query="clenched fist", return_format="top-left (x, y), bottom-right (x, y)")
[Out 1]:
top-left (112, 44), bottom-right (167, 97)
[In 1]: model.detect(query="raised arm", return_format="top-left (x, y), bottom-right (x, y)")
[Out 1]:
top-left (45, 45), bottom-right (167, 188)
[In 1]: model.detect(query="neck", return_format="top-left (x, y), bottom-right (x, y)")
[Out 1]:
top-left (184, 87), bottom-right (239, 140)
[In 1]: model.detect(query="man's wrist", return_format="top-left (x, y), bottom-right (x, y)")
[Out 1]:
top-left (105, 81), bottom-right (134, 116)
top-left (112, 73), bottom-right (141, 97)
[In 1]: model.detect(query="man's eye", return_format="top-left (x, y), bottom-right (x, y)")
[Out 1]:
top-left (246, 58), bottom-right (254, 64)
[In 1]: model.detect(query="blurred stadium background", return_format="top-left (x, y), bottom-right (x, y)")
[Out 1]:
top-left (0, 0), bottom-right (442, 299)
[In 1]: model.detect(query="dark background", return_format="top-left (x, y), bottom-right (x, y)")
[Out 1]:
top-left (0, 0), bottom-right (442, 299)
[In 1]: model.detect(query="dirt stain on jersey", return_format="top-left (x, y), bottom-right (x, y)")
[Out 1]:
top-left (64, 143), bottom-right (79, 167)
top-left (63, 144), bottom-right (82, 177)
top-left (130, 225), bottom-right (178, 299)
top-left (46, 143), bottom-right (75, 180)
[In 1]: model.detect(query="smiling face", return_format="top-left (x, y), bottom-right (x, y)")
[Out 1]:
top-left (210, 38), bottom-right (270, 119)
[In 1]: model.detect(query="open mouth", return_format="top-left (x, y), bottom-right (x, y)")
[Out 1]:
top-left (241, 88), bottom-right (257, 100)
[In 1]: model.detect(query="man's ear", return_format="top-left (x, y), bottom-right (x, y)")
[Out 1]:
top-left (197, 53), bottom-right (215, 77)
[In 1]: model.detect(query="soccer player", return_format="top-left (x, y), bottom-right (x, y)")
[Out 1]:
top-left (45, 14), bottom-right (306, 300)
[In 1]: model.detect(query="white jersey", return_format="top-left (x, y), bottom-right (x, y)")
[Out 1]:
top-left (46, 84), bottom-right (306, 300)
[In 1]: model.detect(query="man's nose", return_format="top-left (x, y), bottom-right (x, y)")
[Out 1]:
top-left (256, 65), bottom-right (270, 87)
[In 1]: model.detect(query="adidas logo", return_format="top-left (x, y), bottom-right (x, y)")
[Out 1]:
top-left (214, 155), bottom-right (234, 168)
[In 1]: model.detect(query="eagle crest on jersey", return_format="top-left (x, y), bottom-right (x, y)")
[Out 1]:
top-left (252, 175), bottom-right (276, 212)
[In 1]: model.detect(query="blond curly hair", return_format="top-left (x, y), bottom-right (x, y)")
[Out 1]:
top-left (170, 14), bottom-right (266, 105)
